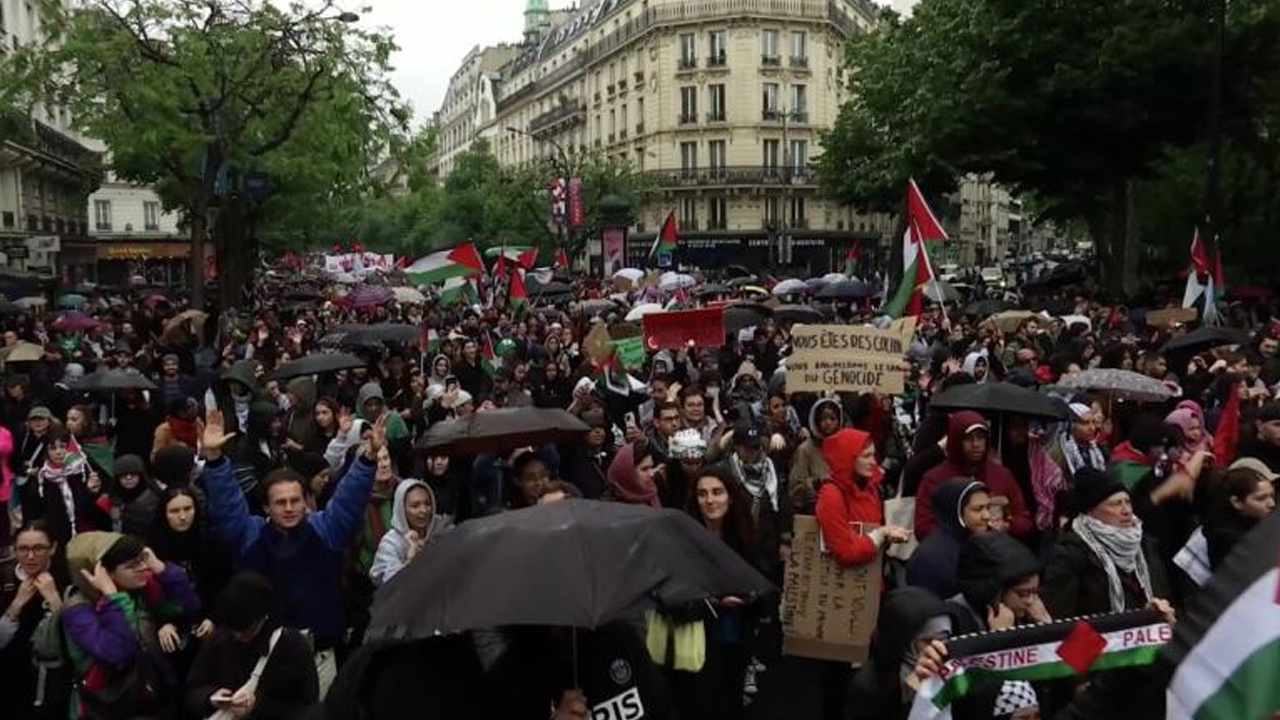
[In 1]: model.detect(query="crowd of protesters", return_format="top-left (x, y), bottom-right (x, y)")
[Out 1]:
top-left (0, 266), bottom-right (1277, 720)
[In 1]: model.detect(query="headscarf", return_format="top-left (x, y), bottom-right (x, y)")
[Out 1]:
top-left (606, 442), bottom-right (659, 507)
top-left (1165, 400), bottom-right (1211, 454)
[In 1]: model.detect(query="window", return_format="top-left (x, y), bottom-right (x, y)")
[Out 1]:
top-left (763, 139), bottom-right (780, 169)
top-left (637, 97), bottom-right (645, 133)
top-left (790, 197), bottom-right (808, 227)
top-left (608, 109), bottom-right (616, 141)
top-left (790, 84), bottom-right (808, 121)
top-left (680, 86), bottom-right (697, 124)
top-left (678, 33), bottom-right (697, 69)
top-left (679, 197), bottom-right (698, 230)
top-left (762, 83), bottom-right (780, 119)
top-left (620, 56), bottom-right (628, 82)
top-left (1, 211), bottom-right (12, 229)
top-left (680, 141), bottom-right (698, 177)
top-left (708, 30), bottom-right (726, 66)
top-left (761, 29), bottom-right (779, 64)
top-left (143, 201), bottom-right (160, 231)
top-left (708, 197), bottom-right (727, 230)
top-left (708, 140), bottom-right (727, 177)
top-left (764, 197), bottom-right (782, 225)
top-left (790, 140), bottom-right (809, 171)
top-left (791, 31), bottom-right (808, 65)
top-left (708, 84), bottom-right (726, 122)
top-left (620, 104), bottom-right (629, 135)
top-left (93, 200), bottom-right (111, 231)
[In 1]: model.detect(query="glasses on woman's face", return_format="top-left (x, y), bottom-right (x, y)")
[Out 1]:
top-left (15, 543), bottom-right (52, 556)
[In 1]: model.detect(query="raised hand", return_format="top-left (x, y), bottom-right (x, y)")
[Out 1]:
top-left (202, 410), bottom-right (237, 459)
top-left (81, 562), bottom-right (118, 597)
top-left (363, 413), bottom-right (387, 461)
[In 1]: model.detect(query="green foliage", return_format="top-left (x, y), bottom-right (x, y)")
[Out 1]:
top-left (331, 140), bottom-right (651, 263)
top-left (1, 0), bottom-right (408, 304)
top-left (817, 0), bottom-right (1280, 292)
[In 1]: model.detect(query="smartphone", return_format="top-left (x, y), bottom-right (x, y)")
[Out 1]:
top-left (625, 411), bottom-right (638, 428)
top-left (445, 376), bottom-right (458, 391)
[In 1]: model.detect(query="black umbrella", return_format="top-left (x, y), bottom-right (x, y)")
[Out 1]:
top-left (816, 279), bottom-right (877, 300)
top-left (1160, 326), bottom-right (1250, 355)
top-left (726, 276), bottom-right (760, 288)
top-left (76, 368), bottom-right (159, 392)
top-left (723, 303), bottom-right (773, 334)
top-left (418, 407), bottom-right (589, 454)
top-left (368, 499), bottom-right (775, 639)
top-left (723, 264), bottom-right (753, 278)
top-left (929, 382), bottom-right (1068, 420)
top-left (320, 323), bottom-right (420, 347)
top-left (965, 298), bottom-right (1013, 316)
top-left (273, 352), bottom-right (368, 380)
top-left (528, 279), bottom-right (572, 296)
top-left (773, 304), bottom-right (827, 324)
top-left (693, 283), bottom-right (730, 297)
top-left (0, 297), bottom-right (21, 315)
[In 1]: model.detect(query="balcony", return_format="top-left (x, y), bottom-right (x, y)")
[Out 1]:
top-left (790, 110), bottom-right (810, 124)
top-left (636, 122), bottom-right (645, 135)
top-left (607, 83), bottom-right (616, 97)
top-left (528, 102), bottom-right (587, 136)
top-left (608, 133), bottom-right (616, 143)
top-left (647, 166), bottom-right (819, 188)
top-left (678, 113), bottom-right (698, 125)
top-left (708, 217), bottom-right (728, 231)
top-left (762, 109), bottom-right (783, 122)
top-left (706, 111), bottom-right (727, 123)
top-left (707, 52), bottom-right (728, 68)
top-left (677, 56), bottom-right (697, 71)
top-left (790, 55), bottom-right (810, 68)
top-left (620, 129), bottom-right (628, 140)
top-left (617, 81), bottom-right (628, 95)
top-left (761, 54), bottom-right (781, 66)
top-left (634, 70), bottom-right (645, 87)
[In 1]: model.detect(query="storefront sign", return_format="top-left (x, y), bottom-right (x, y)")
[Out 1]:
top-left (642, 307), bottom-right (725, 350)
top-left (97, 243), bottom-right (191, 260)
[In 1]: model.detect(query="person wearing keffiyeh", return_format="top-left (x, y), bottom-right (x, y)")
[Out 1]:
top-left (1049, 402), bottom-right (1107, 480)
top-left (992, 680), bottom-right (1039, 719)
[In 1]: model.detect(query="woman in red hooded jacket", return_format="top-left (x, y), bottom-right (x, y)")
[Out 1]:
top-left (813, 428), bottom-right (911, 720)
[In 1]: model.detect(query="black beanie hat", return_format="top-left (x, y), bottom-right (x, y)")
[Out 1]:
top-left (288, 452), bottom-right (329, 481)
top-left (152, 445), bottom-right (196, 487)
top-left (1070, 467), bottom-right (1127, 516)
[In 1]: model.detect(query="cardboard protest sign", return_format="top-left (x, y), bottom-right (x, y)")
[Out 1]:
top-left (1146, 307), bottom-right (1198, 328)
top-left (782, 516), bottom-right (882, 663)
top-left (583, 322), bottom-right (614, 365)
top-left (786, 320), bottom-right (914, 394)
top-left (642, 307), bottom-right (725, 350)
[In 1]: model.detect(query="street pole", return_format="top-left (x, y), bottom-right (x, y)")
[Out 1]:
top-left (1202, 0), bottom-right (1225, 260)
top-left (506, 125), bottom-right (573, 264)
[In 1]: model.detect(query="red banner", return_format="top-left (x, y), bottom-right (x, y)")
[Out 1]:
top-left (568, 177), bottom-right (584, 227)
top-left (643, 307), bottom-right (725, 350)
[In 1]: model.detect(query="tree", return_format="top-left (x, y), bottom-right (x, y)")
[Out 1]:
top-left (819, 0), bottom-right (1223, 295)
top-left (3, 0), bottom-right (408, 308)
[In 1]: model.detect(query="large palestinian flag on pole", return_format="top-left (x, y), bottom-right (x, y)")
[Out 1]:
top-left (909, 610), bottom-right (1170, 720)
top-left (1165, 511), bottom-right (1280, 720)
top-left (405, 242), bottom-right (485, 285)
top-left (884, 179), bottom-right (947, 319)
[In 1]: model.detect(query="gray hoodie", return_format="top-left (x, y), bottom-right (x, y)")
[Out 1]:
top-left (369, 479), bottom-right (452, 585)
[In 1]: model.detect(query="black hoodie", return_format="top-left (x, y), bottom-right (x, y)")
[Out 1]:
top-left (945, 532), bottom-right (1042, 635)
top-left (846, 587), bottom-right (948, 720)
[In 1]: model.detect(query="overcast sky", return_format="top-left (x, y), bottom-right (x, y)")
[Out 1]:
top-left (356, 0), bottom-right (918, 125)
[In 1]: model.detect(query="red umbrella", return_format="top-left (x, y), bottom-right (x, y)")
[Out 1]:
top-left (51, 311), bottom-right (102, 333)
top-left (141, 293), bottom-right (171, 307)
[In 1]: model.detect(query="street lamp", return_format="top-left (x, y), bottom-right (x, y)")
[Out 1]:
top-left (505, 126), bottom-right (575, 263)
top-left (335, 11), bottom-right (361, 23)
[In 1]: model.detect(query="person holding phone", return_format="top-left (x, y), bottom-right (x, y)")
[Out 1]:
top-left (185, 573), bottom-right (318, 720)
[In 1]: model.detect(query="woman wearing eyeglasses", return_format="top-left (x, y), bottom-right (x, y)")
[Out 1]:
top-left (1, 521), bottom-right (69, 720)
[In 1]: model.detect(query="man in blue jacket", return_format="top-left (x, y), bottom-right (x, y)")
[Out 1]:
top-left (200, 409), bottom-right (384, 698)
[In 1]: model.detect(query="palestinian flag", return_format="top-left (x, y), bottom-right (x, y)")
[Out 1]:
top-left (844, 247), bottom-right (859, 277)
top-left (481, 332), bottom-right (497, 376)
top-left (1165, 512), bottom-right (1280, 720)
top-left (909, 610), bottom-right (1170, 720)
top-left (405, 242), bottom-right (485, 285)
top-left (1106, 441), bottom-right (1154, 491)
top-left (648, 211), bottom-right (678, 267)
top-left (485, 246), bottom-right (538, 270)
top-left (438, 276), bottom-right (479, 306)
top-left (884, 179), bottom-right (947, 319)
top-left (421, 327), bottom-right (440, 355)
top-left (509, 269), bottom-right (528, 309)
